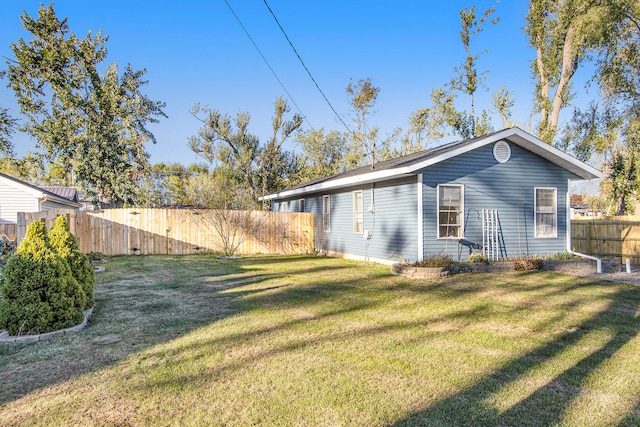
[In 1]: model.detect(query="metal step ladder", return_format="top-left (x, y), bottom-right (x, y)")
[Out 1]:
top-left (482, 209), bottom-right (500, 261)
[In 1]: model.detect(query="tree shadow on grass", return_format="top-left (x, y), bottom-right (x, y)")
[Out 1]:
top-left (390, 280), bottom-right (640, 427)
top-left (2, 257), bottom-right (639, 427)
top-left (0, 255), bottom-right (363, 405)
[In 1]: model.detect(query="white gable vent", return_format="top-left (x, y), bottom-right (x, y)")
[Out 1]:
top-left (493, 140), bottom-right (511, 163)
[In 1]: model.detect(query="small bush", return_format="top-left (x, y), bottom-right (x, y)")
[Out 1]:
top-left (87, 252), bottom-right (106, 262)
top-left (511, 256), bottom-right (544, 271)
top-left (468, 253), bottom-right (487, 263)
top-left (0, 221), bottom-right (84, 335)
top-left (49, 215), bottom-right (95, 309)
top-left (415, 254), bottom-right (452, 269)
top-left (545, 252), bottom-right (580, 260)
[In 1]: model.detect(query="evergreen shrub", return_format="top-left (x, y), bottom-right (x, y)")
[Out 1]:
top-left (49, 215), bottom-right (95, 309)
top-left (0, 221), bottom-right (85, 335)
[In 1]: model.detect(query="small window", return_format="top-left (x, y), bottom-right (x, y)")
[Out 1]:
top-left (299, 198), bottom-right (305, 213)
top-left (353, 190), bottom-right (363, 234)
top-left (535, 188), bottom-right (557, 238)
top-left (323, 195), bottom-right (330, 233)
top-left (438, 185), bottom-right (463, 239)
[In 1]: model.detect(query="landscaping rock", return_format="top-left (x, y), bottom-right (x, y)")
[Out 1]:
top-left (391, 264), bottom-right (449, 278)
top-left (0, 307), bottom-right (93, 345)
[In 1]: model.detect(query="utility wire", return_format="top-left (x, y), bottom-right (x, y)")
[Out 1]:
top-left (223, 0), bottom-right (313, 129)
top-left (262, 0), bottom-right (352, 134)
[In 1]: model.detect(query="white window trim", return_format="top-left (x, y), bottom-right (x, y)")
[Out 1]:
top-left (353, 190), bottom-right (364, 234)
top-left (322, 195), bottom-right (331, 233)
top-left (298, 198), bottom-right (305, 213)
top-left (534, 187), bottom-right (558, 238)
top-left (437, 184), bottom-right (464, 239)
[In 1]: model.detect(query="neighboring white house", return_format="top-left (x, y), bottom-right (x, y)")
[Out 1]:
top-left (0, 173), bottom-right (82, 224)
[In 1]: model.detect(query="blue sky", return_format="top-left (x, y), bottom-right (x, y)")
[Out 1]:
top-left (0, 1), bottom-right (598, 167)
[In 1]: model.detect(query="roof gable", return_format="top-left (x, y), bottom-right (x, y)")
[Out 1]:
top-left (261, 127), bottom-right (602, 201)
top-left (40, 186), bottom-right (79, 202)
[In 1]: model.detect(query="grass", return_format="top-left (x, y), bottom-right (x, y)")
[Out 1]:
top-left (1, 254), bottom-right (640, 426)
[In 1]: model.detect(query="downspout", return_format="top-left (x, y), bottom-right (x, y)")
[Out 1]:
top-left (417, 174), bottom-right (424, 262)
top-left (565, 183), bottom-right (602, 273)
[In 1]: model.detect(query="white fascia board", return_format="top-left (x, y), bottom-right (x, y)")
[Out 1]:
top-left (406, 127), bottom-right (601, 180)
top-left (506, 128), bottom-right (602, 180)
top-left (260, 170), bottom-right (414, 201)
top-left (261, 128), bottom-right (601, 201)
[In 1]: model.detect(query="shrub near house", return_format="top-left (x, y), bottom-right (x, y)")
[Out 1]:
top-left (0, 220), bottom-right (86, 335)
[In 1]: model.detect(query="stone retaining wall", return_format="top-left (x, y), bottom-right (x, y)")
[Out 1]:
top-left (457, 258), bottom-right (620, 274)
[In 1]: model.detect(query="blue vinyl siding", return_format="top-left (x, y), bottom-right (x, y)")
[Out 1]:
top-left (273, 176), bottom-right (419, 262)
top-left (421, 141), bottom-right (577, 260)
top-left (272, 139), bottom-right (583, 263)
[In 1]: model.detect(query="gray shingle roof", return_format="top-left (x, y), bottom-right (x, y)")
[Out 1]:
top-left (261, 127), bottom-right (602, 201)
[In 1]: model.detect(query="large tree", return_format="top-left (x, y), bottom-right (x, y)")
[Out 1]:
top-left (346, 78), bottom-right (379, 167)
top-left (561, 0), bottom-right (640, 214)
top-left (4, 4), bottom-right (166, 206)
top-left (428, 6), bottom-right (500, 140)
top-left (525, 0), bottom-right (615, 143)
top-left (136, 162), bottom-right (198, 207)
top-left (293, 129), bottom-right (350, 183)
top-left (0, 107), bottom-right (17, 157)
top-left (189, 96), bottom-right (302, 205)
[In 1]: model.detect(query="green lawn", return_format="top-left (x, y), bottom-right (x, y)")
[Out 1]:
top-left (1, 254), bottom-right (639, 426)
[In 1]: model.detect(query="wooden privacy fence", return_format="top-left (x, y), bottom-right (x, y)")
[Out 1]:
top-left (17, 208), bottom-right (314, 256)
top-left (0, 223), bottom-right (17, 240)
top-left (571, 216), bottom-right (640, 264)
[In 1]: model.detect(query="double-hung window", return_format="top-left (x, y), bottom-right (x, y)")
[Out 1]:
top-left (322, 195), bottom-right (331, 233)
top-left (353, 190), bottom-right (363, 234)
top-left (535, 187), bottom-right (557, 238)
top-left (437, 185), bottom-right (463, 238)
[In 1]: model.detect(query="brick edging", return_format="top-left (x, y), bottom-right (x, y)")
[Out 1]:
top-left (0, 307), bottom-right (94, 345)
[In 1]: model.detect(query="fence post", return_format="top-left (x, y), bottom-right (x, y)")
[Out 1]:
top-left (16, 212), bottom-right (26, 245)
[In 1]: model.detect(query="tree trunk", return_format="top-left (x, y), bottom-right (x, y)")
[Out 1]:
top-left (548, 25), bottom-right (577, 141)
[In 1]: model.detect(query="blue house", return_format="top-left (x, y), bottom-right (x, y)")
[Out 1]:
top-left (261, 128), bottom-right (602, 264)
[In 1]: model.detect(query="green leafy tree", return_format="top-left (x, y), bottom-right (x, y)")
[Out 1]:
top-left (0, 107), bottom-right (17, 157)
top-left (429, 6), bottom-right (499, 139)
top-left (137, 162), bottom-right (193, 207)
top-left (449, 6), bottom-right (499, 138)
top-left (185, 170), bottom-right (257, 210)
top-left (293, 129), bottom-right (350, 182)
top-left (346, 78), bottom-right (379, 167)
top-left (388, 102), bottom-right (455, 160)
top-left (0, 221), bottom-right (84, 335)
top-left (0, 152), bottom-right (45, 182)
top-left (49, 215), bottom-right (94, 310)
top-left (189, 96), bottom-right (302, 204)
top-left (4, 4), bottom-right (166, 206)
top-left (561, 0), bottom-right (640, 214)
top-left (492, 86), bottom-right (516, 128)
top-left (525, 0), bottom-right (615, 143)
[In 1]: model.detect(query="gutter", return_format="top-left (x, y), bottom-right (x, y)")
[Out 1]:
top-left (41, 194), bottom-right (82, 209)
top-left (568, 250), bottom-right (602, 274)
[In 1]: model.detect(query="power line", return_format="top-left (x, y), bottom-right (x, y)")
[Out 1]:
top-left (262, 0), bottom-right (352, 134)
top-left (222, 0), bottom-right (313, 129)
